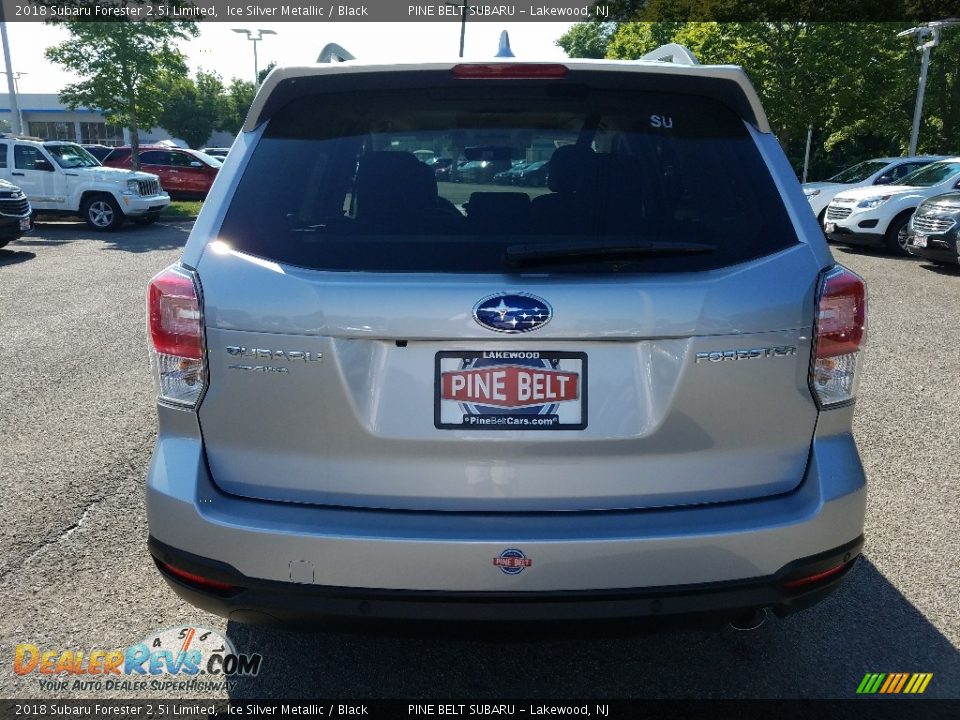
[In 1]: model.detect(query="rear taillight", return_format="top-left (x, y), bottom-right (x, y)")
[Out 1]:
top-left (147, 264), bottom-right (205, 407)
top-left (451, 63), bottom-right (568, 80)
top-left (811, 265), bottom-right (867, 408)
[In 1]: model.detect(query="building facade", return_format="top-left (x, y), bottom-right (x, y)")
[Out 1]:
top-left (0, 93), bottom-right (234, 148)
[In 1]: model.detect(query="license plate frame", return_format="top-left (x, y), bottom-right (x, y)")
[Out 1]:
top-left (825, 222), bottom-right (836, 233)
top-left (434, 350), bottom-right (588, 431)
top-left (19, 217), bottom-right (30, 231)
top-left (912, 234), bottom-right (928, 248)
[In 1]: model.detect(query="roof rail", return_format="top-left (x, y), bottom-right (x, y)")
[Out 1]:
top-left (0, 132), bottom-right (44, 141)
top-left (638, 43), bottom-right (700, 65)
top-left (317, 43), bottom-right (355, 63)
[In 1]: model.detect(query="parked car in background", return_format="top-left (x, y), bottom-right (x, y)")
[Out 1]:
top-left (493, 161), bottom-right (531, 185)
top-left (825, 158), bottom-right (960, 255)
top-left (424, 156), bottom-right (454, 178)
top-left (103, 146), bottom-right (221, 199)
top-left (146, 48), bottom-right (867, 628)
top-left (906, 191), bottom-right (960, 265)
top-left (515, 159), bottom-right (549, 186)
top-left (201, 147), bottom-right (230, 160)
top-left (0, 178), bottom-right (32, 247)
top-left (455, 158), bottom-right (511, 184)
top-left (0, 135), bottom-right (169, 231)
top-left (80, 144), bottom-right (115, 162)
top-left (803, 156), bottom-right (946, 224)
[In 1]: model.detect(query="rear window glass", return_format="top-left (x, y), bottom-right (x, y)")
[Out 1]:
top-left (218, 86), bottom-right (799, 273)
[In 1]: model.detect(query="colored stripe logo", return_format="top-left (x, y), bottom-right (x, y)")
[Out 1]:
top-left (857, 673), bottom-right (933, 694)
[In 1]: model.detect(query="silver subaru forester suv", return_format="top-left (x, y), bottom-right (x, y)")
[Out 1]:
top-left (146, 46), bottom-right (868, 628)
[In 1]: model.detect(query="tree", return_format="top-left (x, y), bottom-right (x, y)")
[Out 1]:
top-left (159, 71), bottom-right (227, 149)
top-left (605, 20), bottom-right (960, 178)
top-left (556, 23), bottom-right (615, 58)
top-left (219, 78), bottom-right (256, 136)
top-left (258, 61), bottom-right (277, 85)
top-left (45, 17), bottom-right (197, 169)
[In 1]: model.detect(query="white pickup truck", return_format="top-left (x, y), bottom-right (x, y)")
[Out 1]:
top-left (0, 135), bottom-right (170, 231)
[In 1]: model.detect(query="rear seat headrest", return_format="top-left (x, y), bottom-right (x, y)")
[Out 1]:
top-left (547, 145), bottom-right (595, 193)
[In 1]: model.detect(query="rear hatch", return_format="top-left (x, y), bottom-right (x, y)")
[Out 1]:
top-left (194, 67), bottom-right (822, 512)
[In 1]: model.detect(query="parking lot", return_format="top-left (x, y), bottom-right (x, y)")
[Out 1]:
top-left (0, 220), bottom-right (957, 700)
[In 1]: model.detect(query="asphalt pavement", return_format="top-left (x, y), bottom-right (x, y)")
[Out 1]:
top-left (0, 221), bottom-right (957, 700)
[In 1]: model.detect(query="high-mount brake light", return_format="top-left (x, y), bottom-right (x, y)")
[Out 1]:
top-left (451, 63), bottom-right (569, 80)
top-left (811, 265), bottom-right (867, 408)
top-left (147, 264), bottom-right (206, 407)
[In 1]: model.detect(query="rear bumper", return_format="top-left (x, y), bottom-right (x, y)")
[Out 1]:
top-left (146, 405), bottom-right (867, 623)
top-left (149, 535), bottom-right (862, 625)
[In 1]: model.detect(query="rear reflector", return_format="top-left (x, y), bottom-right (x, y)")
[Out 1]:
top-left (147, 264), bottom-right (206, 407)
top-left (159, 561), bottom-right (234, 593)
top-left (452, 63), bottom-right (568, 80)
top-left (783, 560), bottom-right (853, 591)
top-left (811, 265), bottom-right (867, 408)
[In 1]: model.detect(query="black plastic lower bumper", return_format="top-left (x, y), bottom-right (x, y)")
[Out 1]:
top-left (825, 229), bottom-right (884, 247)
top-left (149, 535), bottom-right (863, 627)
top-left (0, 214), bottom-right (31, 239)
top-left (906, 237), bottom-right (959, 264)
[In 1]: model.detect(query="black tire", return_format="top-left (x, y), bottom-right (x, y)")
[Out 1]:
top-left (81, 194), bottom-right (124, 232)
top-left (132, 214), bottom-right (160, 226)
top-left (884, 212), bottom-right (914, 256)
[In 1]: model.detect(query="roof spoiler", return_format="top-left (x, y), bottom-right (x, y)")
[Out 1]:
top-left (638, 43), bottom-right (700, 65)
top-left (317, 43), bottom-right (355, 63)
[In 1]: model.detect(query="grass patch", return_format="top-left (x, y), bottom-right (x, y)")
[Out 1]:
top-left (161, 200), bottom-right (203, 218)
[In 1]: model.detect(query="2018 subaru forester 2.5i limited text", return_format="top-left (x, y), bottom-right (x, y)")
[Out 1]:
top-left (145, 49), bottom-right (868, 628)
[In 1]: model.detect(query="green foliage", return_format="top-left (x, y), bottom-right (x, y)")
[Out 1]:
top-left (258, 61), bottom-right (277, 85)
top-left (219, 79), bottom-right (256, 136)
top-left (45, 18), bottom-right (198, 167)
top-left (605, 21), bottom-right (960, 178)
top-left (556, 23), bottom-right (615, 59)
top-left (158, 71), bottom-right (227, 149)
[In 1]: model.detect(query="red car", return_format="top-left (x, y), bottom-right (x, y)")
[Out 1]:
top-left (102, 146), bottom-right (221, 199)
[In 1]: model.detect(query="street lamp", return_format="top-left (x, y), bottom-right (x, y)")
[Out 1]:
top-left (0, 21), bottom-right (22, 134)
top-left (897, 19), bottom-right (960, 156)
top-left (232, 28), bottom-right (277, 87)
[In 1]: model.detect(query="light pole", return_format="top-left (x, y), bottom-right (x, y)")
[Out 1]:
top-left (445, 1), bottom-right (470, 58)
top-left (897, 19), bottom-right (960, 156)
top-left (232, 28), bottom-right (277, 87)
top-left (0, 21), bottom-right (22, 134)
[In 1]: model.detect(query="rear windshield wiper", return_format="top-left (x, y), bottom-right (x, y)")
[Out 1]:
top-left (504, 240), bottom-right (716, 268)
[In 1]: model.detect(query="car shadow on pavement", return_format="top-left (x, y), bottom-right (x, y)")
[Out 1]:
top-left (0, 248), bottom-right (36, 266)
top-left (223, 557), bottom-right (959, 699)
top-left (27, 220), bottom-right (190, 254)
top-left (833, 246), bottom-right (917, 263)
top-left (919, 263), bottom-right (960, 277)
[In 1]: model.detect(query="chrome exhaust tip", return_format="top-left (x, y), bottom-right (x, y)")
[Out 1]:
top-left (729, 608), bottom-right (767, 631)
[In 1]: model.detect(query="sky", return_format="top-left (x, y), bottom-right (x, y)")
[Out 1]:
top-left (2, 22), bottom-right (576, 95)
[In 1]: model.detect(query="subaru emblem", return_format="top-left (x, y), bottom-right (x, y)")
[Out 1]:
top-left (473, 293), bottom-right (552, 333)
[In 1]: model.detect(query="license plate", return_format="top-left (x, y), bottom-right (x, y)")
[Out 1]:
top-left (19, 217), bottom-right (30, 231)
top-left (825, 222), bottom-right (835, 233)
top-left (912, 234), bottom-right (928, 248)
top-left (435, 350), bottom-right (587, 430)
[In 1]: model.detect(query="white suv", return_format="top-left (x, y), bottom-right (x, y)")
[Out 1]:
top-left (824, 158), bottom-right (960, 255)
top-left (0, 135), bottom-right (170, 231)
top-left (803, 156), bottom-right (945, 223)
